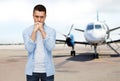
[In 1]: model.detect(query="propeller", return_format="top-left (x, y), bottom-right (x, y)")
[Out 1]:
top-left (63, 24), bottom-right (74, 45)
top-left (62, 34), bottom-right (67, 38)
top-left (68, 24), bottom-right (74, 36)
top-left (60, 24), bottom-right (74, 38)
top-left (56, 24), bottom-right (74, 46)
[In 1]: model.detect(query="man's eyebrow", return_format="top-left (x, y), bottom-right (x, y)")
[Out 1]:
top-left (35, 15), bottom-right (44, 17)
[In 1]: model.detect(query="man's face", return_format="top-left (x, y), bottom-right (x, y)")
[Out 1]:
top-left (33, 10), bottom-right (46, 23)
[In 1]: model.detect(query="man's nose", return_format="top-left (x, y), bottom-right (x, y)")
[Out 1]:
top-left (38, 18), bottom-right (41, 22)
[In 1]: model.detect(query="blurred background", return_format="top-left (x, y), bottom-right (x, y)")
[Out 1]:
top-left (0, 0), bottom-right (120, 44)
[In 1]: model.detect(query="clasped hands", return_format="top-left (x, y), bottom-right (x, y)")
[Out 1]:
top-left (34, 22), bottom-right (44, 32)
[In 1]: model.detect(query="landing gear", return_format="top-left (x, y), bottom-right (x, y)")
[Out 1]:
top-left (94, 53), bottom-right (99, 59)
top-left (71, 50), bottom-right (76, 56)
top-left (71, 46), bottom-right (76, 56)
top-left (94, 45), bottom-right (99, 59)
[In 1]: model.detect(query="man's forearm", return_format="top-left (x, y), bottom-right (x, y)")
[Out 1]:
top-left (31, 31), bottom-right (37, 42)
top-left (40, 30), bottom-right (46, 39)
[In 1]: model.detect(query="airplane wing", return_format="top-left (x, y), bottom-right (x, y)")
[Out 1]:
top-left (74, 39), bottom-right (120, 45)
top-left (56, 39), bottom-right (90, 45)
top-left (74, 28), bottom-right (84, 32)
top-left (75, 39), bottom-right (120, 45)
top-left (106, 39), bottom-right (120, 44)
top-left (74, 41), bottom-right (89, 45)
top-left (109, 26), bottom-right (120, 32)
top-left (56, 39), bottom-right (66, 43)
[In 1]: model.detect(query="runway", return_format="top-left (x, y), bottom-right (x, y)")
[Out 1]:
top-left (0, 43), bottom-right (120, 81)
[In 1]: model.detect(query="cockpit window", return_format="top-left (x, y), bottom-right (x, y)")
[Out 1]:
top-left (86, 24), bottom-right (94, 30)
top-left (95, 25), bottom-right (102, 29)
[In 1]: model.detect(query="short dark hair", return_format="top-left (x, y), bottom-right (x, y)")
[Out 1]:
top-left (33, 4), bottom-right (46, 14)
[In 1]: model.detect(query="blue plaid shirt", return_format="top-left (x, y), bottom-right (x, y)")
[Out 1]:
top-left (23, 24), bottom-right (56, 76)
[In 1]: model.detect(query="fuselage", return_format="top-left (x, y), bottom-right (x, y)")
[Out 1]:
top-left (84, 22), bottom-right (109, 45)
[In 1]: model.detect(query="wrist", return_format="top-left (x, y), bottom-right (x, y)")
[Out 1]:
top-left (33, 29), bottom-right (38, 33)
top-left (40, 30), bottom-right (45, 33)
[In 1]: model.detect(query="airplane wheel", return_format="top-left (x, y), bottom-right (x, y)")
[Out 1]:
top-left (71, 51), bottom-right (76, 56)
top-left (94, 53), bottom-right (99, 59)
top-left (96, 54), bottom-right (99, 59)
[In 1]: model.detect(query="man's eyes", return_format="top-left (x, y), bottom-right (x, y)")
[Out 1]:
top-left (35, 16), bottom-right (44, 18)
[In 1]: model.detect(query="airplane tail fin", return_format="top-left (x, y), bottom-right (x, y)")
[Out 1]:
top-left (97, 10), bottom-right (99, 21)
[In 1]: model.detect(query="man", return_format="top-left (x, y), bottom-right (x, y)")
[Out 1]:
top-left (23, 4), bottom-right (56, 81)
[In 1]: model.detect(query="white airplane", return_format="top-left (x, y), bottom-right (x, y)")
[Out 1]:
top-left (56, 13), bottom-right (120, 58)
top-left (75, 21), bottom-right (120, 58)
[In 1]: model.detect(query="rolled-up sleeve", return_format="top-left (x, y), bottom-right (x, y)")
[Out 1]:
top-left (23, 29), bottom-right (36, 53)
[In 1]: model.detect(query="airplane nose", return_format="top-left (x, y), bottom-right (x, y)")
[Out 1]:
top-left (93, 30), bottom-right (106, 38)
top-left (85, 30), bottom-right (106, 43)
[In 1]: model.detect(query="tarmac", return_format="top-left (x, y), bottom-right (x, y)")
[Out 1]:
top-left (0, 43), bottom-right (120, 81)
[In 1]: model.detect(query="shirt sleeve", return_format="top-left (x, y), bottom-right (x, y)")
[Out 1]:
top-left (43, 29), bottom-right (56, 51)
top-left (23, 29), bottom-right (36, 53)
